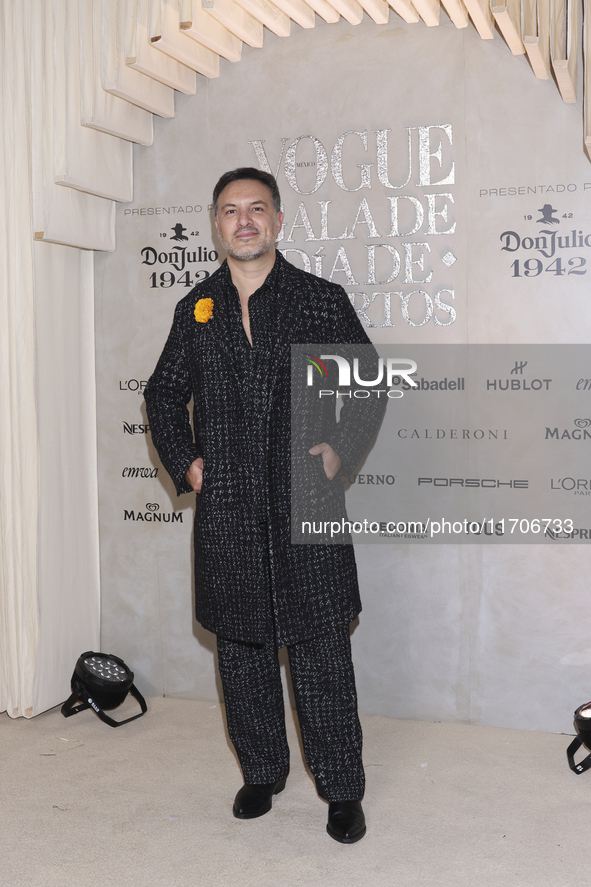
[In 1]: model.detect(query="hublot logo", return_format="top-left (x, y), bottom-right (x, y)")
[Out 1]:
top-left (486, 359), bottom-right (551, 391)
top-left (487, 378), bottom-right (551, 391)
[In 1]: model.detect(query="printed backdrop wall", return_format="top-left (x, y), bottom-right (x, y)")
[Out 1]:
top-left (94, 17), bottom-right (591, 733)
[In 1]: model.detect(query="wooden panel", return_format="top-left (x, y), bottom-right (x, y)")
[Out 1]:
top-left (79, 0), bottom-right (154, 145)
top-left (233, 0), bottom-right (291, 35)
top-left (463, 0), bottom-right (494, 37)
top-left (413, 0), bottom-right (440, 26)
top-left (440, 0), bottom-right (469, 27)
top-left (200, 0), bottom-right (264, 48)
top-left (357, 0), bottom-right (390, 23)
top-left (388, 0), bottom-right (419, 24)
top-left (491, 0), bottom-right (525, 54)
top-left (584, 0), bottom-right (591, 159)
top-left (551, 0), bottom-right (578, 102)
top-left (179, 0), bottom-right (243, 59)
top-left (266, 0), bottom-right (316, 28)
top-left (102, 0), bottom-right (175, 117)
top-left (148, 0), bottom-right (219, 77)
top-left (321, 0), bottom-right (363, 23)
top-left (53, 0), bottom-right (133, 202)
top-left (302, 0), bottom-right (340, 24)
top-left (32, 0), bottom-right (116, 250)
top-left (125, 0), bottom-right (197, 93)
top-left (523, 0), bottom-right (550, 79)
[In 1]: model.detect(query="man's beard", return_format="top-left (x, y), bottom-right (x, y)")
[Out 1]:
top-left (217, 228), bottom-right (276, 262)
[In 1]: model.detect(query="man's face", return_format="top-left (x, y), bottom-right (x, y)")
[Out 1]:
top-left (215, 179), bottom-right (283, 262)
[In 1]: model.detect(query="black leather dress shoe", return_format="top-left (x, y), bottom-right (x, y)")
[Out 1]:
top-left (232, 778), bottom-right (287, 819)
top-left (326, 800), bottom-right (366, 843)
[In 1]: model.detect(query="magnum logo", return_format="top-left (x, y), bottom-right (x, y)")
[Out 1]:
top-left (124, 503), bottom-right (183, 523)
top-left (546, 419), bottom-right (591, 439)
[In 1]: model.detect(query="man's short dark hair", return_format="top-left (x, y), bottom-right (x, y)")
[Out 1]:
top-left (213, 168), bottom-right (281, 216)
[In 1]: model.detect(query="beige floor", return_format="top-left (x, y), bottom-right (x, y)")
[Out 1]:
top-left (1, 696), bottom-right (587, 887)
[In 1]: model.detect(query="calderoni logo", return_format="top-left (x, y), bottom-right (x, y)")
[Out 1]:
top-left (124, 503), bottom-right (183, 523)
top-left (122, 467), bottom-right (159, 478)
top-left (545, 418), bottom-right (591, 439)
top-left (396, 428), bottom-right (507, 440)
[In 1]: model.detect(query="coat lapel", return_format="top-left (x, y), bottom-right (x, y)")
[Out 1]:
top-left (265, 254), bottom-right (306, 395)
top-left (191, 261), bottom-right (242, 385)
top-left (191, 254), bottom-right (306, 397)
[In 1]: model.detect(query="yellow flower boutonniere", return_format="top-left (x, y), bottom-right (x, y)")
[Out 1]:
top-left (194, 297), bottom-right (213, 324)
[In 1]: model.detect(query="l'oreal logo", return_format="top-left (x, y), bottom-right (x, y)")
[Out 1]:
top-left (306, 355), bottom-right (418, 388)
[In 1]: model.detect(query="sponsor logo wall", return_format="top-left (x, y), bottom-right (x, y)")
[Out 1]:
top-left (93, 19), bottom-right (591, 730)
top-left (291, 345), bottom-right (591, 543)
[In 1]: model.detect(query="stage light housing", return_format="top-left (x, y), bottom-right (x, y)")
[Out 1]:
top-left (566, 702), bottom-right (591, 773)
top-left (61, 651), bottom-right (147, 727)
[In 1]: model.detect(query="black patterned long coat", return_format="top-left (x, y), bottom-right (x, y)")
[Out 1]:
top-left (145, 252), bottom-right (385, 646)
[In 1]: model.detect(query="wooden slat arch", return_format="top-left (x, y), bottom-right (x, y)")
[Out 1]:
top-left (32, 0), bottom-right (590, 251)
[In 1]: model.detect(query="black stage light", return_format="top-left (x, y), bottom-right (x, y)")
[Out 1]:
top-left (61, 651), bottom-right (147, 727)
top-left (567, 702), bottom-right (591, 773)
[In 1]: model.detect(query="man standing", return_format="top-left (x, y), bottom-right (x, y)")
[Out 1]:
top-left (145, 168), bottom-right (384, 843)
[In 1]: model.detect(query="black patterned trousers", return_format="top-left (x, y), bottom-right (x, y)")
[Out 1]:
top-left (216, 621), bottom-right (365, 802)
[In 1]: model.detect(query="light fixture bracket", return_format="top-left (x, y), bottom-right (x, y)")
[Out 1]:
top-left (61, 651), bottom-right (147, 728)
top-left (567, 701), bottom-right (591, 774)
top-left (567, 735), bottom-right (591, 774)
